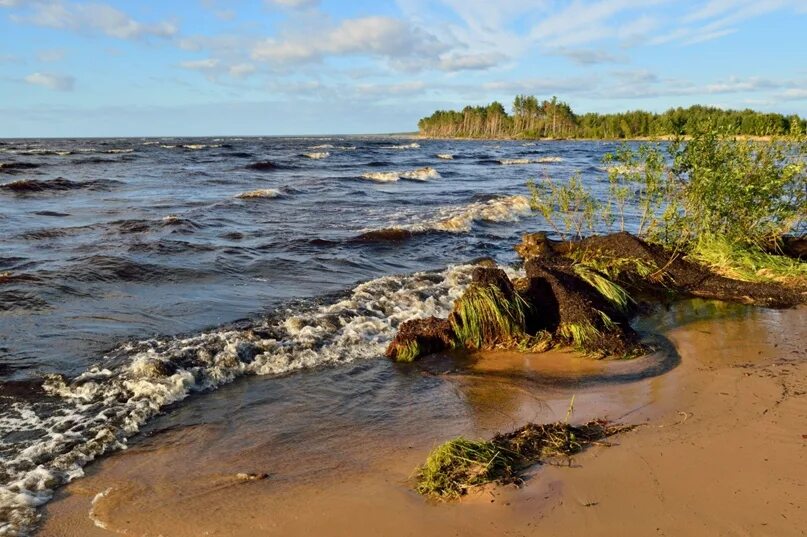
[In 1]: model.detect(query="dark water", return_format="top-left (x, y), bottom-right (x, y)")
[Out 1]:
top-left (0, 136), bottom-right (629, 534)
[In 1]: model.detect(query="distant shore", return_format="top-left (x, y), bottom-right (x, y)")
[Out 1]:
top-left (414, 134), bottom-right (776, 142)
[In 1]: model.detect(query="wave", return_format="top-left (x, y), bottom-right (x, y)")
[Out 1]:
top-left (309, 144), bottom-right (334, 149)
top-left (1, 149), bottom-right (71, 156)
top-left (0, 265), bottom-right (474, 536)
top-left (235, 188), bottom-right (281, 199)
top-left (499, 157), bottom-right (563, 165)
top-left (436, 153), bottom-right (454, 160)
top-left (356, 195), bottom-right (532, 241)
top-left (361, 167), bottom-right (440, 182)
top-left (387, 142), bottom-right (420, 150)
top-left (33, 211), bottom-right (70, 217)
top-left (603, 164), bottom-right (645, 174)
top-left (64, 255), bottom-right (195, 283)
top-left (303, 152), bottom-right (330, 160)
top-left (0, 162), bottom-right (41, 174)
top-left (246, 161), bottom-right (291, 171)
top-left (0, 178), bottom-right (119, 194)
top-left (181, 144), bottom-right (221, 151)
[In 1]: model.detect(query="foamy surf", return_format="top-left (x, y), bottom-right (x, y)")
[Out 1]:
top-left (436, 154), bottom-right (454, 160)
top-left (0, 265), bottom-right (474, 537)
top-left (425, 195), bottom-right (531, 232)
top-left (359, 195), bottom-right (532, 238)
top-left (361, 167), bottom-right (440, 182)
top-left (235, 189), bottom-right (281, 199)
top-left (499, 157), bottom-right (563, 165)
top-left (303, 152), bottom-right (330, 159)
top-left (387, 143), bottom-right (420, 150)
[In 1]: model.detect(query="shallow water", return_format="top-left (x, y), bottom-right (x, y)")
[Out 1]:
top-left (1, 136), bottom-right (640, 534)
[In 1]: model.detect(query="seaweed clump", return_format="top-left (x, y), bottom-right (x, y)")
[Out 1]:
top-left (416, 419), bottom-right (632, 499)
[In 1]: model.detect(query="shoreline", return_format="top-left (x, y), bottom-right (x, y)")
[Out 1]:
top-left (36, 301), bottom-right (807, 536)
top-left (413, 134), bottom-right (776, 142)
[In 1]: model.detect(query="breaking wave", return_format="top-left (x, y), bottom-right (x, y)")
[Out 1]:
top-left (387, 142), bottom-right (420, 150)
top-left (303, 152), bottom-right (330, 160)
top-left (356, 195), bottom-right (532, 240)
top-left (0, 265), bottom-right (473, 536)
top-left (235, 188), bottom-right (281, 199)
top-left (436, 153), bottom-right (454, 160)
top-left (499, 157), bottom-right (563, 165)
top-left (361, 167), bottom-right (440, 182)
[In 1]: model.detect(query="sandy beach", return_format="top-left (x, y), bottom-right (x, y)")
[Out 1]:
top-left (35, 301), bottom-right (806, 536)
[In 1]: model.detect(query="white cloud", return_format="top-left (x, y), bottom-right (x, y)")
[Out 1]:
top-left (438, 52), bottom-right (505, 71)
top-left (180, 58), bottom-right (220, 70)
top-left (552, 47), bottom-right (624, 65)
top-left (781, 88), bottom-right (807, 101)
top-left (13, 1), bottom-right (178, 39)
top-left (265, 0), bottom-right (319, 8)
top-left (252, 16), bottom-right (447, 64)
top-left (24, 72), bottom-right (75, 91)
top-left (228, 63), bottom-right (256, 77)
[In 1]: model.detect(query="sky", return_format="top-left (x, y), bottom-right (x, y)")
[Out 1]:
top-left (1, 0), bottom-right (806, 137)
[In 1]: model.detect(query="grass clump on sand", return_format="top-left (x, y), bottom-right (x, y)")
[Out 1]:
top-left (416, 419), bottom-right (633, 499)
top-left (415, 438), bottom-right (513, 499)
top-left (688, 236), bottom-right (807, 286)
top-left (450, 285), bottom-right (528, 350)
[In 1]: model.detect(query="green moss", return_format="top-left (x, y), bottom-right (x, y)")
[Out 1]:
top-left (450, 284), bottom-right (528, 350)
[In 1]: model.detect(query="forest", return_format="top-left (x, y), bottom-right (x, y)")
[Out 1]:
top-left (417, 96), bottom-right (806, 139)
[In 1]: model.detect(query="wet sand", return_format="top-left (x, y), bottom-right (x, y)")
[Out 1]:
top-left (38, 301), bottom-right (806, 536)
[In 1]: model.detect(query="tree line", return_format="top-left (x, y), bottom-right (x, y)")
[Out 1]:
top-left (417, 96), bottom-right (806, 139)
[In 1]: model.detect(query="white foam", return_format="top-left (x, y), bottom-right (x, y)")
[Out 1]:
top-left (235, 189), bottom-right (281, 199)
top-left (436, 154), bottom-right (454, 160)
top-left (603, 164), bottom-right (645, 174)
top-left (88, 488), bottom-right (113, 530)
top-left (303, 152), bottom-right (330, 160)
top-left (388, 142), bottom-right (420, 150)
top-left (427, 195), bottom-right (531, 232)
top-left (362, 195), bottom-right (532, 235)
top-left (400, 167), bottom-right (440, 181)
top-left (0, 265), bottom-right (474, 536)
top-left (361, 167), bottom-right (440, 183)
top-left (361, 171), bottom-right (400, 183)
top-left (499, 157), bottom-right (563, 165)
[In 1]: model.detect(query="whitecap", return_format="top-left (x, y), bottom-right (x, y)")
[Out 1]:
top-left (303, 152), bottom-right (330, 160)
top-left (0, 265), bottom-right (475, 536)
top-left (235, 189), bottom-right (281, 199)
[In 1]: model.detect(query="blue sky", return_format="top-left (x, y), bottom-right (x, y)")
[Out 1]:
top-left (1, 0), bottom-right (806, 137)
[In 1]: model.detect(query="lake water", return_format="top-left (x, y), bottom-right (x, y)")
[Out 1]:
top-left (0, 136), bottom-right (636, 535)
